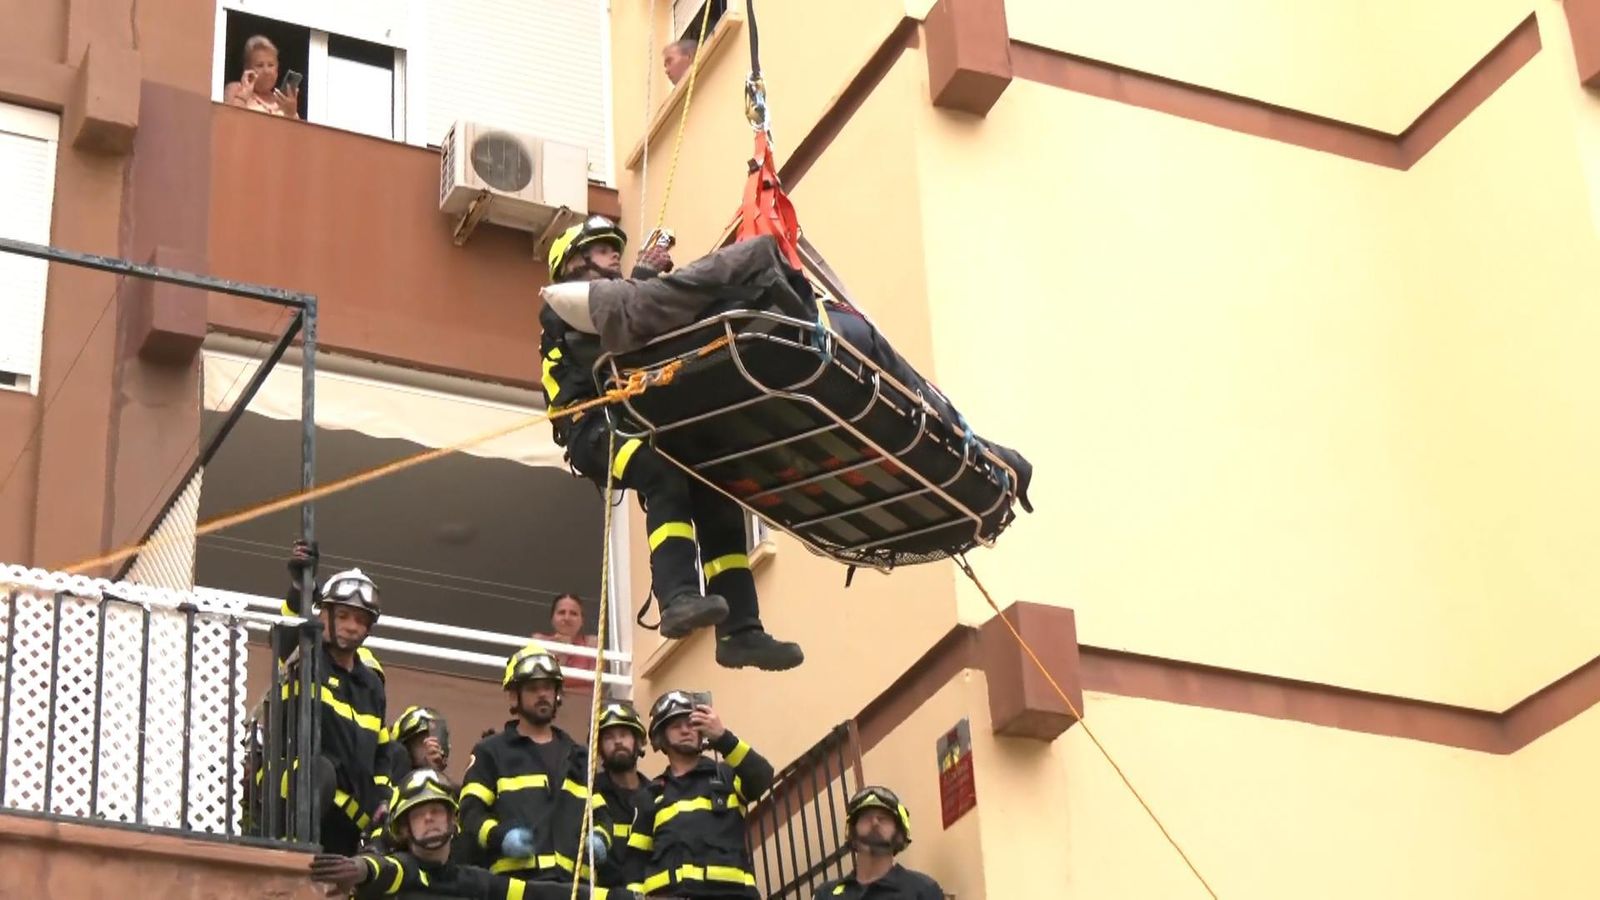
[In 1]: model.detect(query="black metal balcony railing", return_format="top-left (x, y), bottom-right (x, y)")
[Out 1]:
top-left (242, 620), bottom-right (324, 844)
top-left (745, 721), bottom-right (865, 900)
top-left (0, 574), bottom-right (315, 847)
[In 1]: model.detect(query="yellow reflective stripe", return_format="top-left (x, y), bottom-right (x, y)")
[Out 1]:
top-left (641, 864), bottom-right (757, 892)
top-left (387, 857), bottom-right (405, 894)
top-left (611, 438), bottom-right (643, 479)
top-left (462, 782), bottom-right (497, 806)
top-left (593, 890), bottom-right (610, 900)
top-left (703, 553), bottom-right (750, 581)
top-left (333, 789), bottom-right (371, 829)
top-left (478, 817), bottom-right (499, 848)
top-left (833, 886), bottom-right (846, 896)
top-left (374, 773), bottom-right (393, 788)
top-left (561, 778), bottom-right (590, 800)
top-left (734, 774), bottom-right (745, 801)
top-left (496, 773), bottom-right (550, 793)
top-left (705, 865), bottom-right (757, 885)
top-left (363, 856), bottom-right (381, 881)
top-left (318, 686), bottom-right (383, 734)
top-left (627, 831), bottom-right (653, 852)
top-left (613, 823), bottom-right (632, 838)
top-left (725, 739), bottom-right (751, 768)
top-left (489, 854), bottom-right (580, 875)
top-left (649, 521), bottom-right (695, 549)
top-left (507, 880), bottom-right (526, 900)
top-left (541, 348), bottom-right (562, 401)
top-left (655, 796), bottom-right (715, 829)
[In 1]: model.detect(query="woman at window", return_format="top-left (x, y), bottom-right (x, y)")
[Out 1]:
top-left (225, 35), bottom-right (299, 119)
top-left (531, 593), bottom-right (600, 670)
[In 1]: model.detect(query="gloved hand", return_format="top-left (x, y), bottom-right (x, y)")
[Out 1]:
top-left (501, 825), bottom-right (535, 858)
top-left (287, 539), bottom-right (320, 581)
top-left (309, 853), bottom-right (368, 893)
top-left (587, 829), bottom-right (609, 865)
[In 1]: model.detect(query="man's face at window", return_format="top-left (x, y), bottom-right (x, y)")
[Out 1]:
top-left (663, 46), bottom-right (692, 85)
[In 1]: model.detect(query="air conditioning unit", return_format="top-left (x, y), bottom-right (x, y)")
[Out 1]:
top-left (439, 121), bottom-right (589, 241)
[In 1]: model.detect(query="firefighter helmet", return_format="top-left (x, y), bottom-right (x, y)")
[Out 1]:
top-left (598, 702), bottom-right (647, 757)
top-left (388, 768), bottom-right (458, 846)
top-left (318, 568), bottom-right (380, 623)
top-left (391, 706), bottom-right (450, 759)
top-left (846, 785), bottom-right (912, 848)
top-left (547, 215), bottom-right (627, 281)
top-left (502, 643), bottom-right (564, 690)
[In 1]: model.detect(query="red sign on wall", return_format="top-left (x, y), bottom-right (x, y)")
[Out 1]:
top-left (937, 718), bottom-right (976, 829)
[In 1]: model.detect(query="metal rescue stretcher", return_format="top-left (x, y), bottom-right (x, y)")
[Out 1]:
top-left (592, 245), bottom-right (1028, 573)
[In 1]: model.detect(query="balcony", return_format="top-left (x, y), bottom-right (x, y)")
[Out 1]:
top-left (0, 563), bottom-right (630, 894)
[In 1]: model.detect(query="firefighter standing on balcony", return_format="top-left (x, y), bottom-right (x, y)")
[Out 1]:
top-left (278, 540), bottom-right (390, 855)
top-left (458, 643), bottom-right (613, 882)
top-left (538, 215), bottom-right (803, 672)
top-left (309, 768), bottom-right (655, 899)
top-left (591, 703), bottom-right (652, 887)
top-left (624, 691), bottom-right (774, 897)
top-left (811, 786), bottom-right (944, 899)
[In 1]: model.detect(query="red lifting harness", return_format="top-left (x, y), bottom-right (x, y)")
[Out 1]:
top-left (736, 129), bottom-right (803, 270)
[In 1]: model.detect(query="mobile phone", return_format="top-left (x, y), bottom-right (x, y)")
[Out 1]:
top-left (687, 690), bottom-right (713, 708)
top-left (643, 227), bottom-right (676, 251)
top-left (283, 69), bottom-right (303, 91)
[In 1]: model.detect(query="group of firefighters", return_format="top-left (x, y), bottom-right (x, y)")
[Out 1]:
top-left (280, 546), bottom-right (944, 900)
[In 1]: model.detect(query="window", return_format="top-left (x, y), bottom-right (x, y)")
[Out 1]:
top-left (0, 104), bottom-right (59, 395)
top-left (673, 0), bottom-right (729, 42)
top-left (215, 4), bottom-right (407, 141)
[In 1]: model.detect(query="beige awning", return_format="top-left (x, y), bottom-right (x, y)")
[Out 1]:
top-left (202, 349), bottom-right (566, 469)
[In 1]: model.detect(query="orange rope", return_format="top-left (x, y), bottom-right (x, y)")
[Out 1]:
top-left (58, 337), bottom-right (729, 577)
top-left (954, 556), bottom-right (1222, 899)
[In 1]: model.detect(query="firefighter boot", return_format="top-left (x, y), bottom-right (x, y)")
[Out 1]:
top-left (658, 591), bottom-right (730, 639)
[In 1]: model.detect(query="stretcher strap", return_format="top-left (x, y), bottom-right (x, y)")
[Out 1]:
top-left (736, 129), bottom-right (803, 270)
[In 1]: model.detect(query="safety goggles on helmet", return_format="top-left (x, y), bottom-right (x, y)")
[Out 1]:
top-left (502, 644), bottom-right (564, 689)
top-left (598, 703), bottom-right (647, 741)
top-left (648, 690), bottom-right (699, 737)
top-left (547, 215), bottom-right (628, 280)
top-left (319, 568), bottom-right (380, 622)
top-left (388, 768), bottom-right (459, 843)
top-left (846, 785), bottom-right (913, 845)
top-left (392, 705), bottom-right (448, 754)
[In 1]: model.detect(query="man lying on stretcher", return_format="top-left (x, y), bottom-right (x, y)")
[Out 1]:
top-left (537, 217), bottom-right (1034, 667)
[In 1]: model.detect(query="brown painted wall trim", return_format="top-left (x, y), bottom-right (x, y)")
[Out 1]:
top-left (1563, 0), bottom-right (1600, 86)
top-left (1078, 645), bottom-right (1512, 753)
top-left (1009, 13), bottom-right (1541, 171)
top-left (0, 811), bottom-right (314, 874)
top-left (855, 613), bottom-right (1600, 756)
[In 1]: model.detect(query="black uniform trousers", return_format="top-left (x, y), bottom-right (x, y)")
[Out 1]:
top-left (566, 417), bottom-right (760, 637)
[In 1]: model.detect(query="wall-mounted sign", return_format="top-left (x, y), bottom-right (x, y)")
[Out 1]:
top-left (937, 717), bottom-right (976, 829)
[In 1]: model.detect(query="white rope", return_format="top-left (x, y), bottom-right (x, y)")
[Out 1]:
top-left (637, 0), bottom-right (657, 241)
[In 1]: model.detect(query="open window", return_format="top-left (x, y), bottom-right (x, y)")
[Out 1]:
top-left (215, 4), bottom-right (407, 141)
top-left (673, 0), bottom-right (730, 41)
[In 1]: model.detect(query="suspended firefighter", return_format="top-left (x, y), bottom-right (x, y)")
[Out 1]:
top-left (458, 643), bottom-right (613, 882)
top-left (811, 786), bottom-right (945, 899)
top-left (309, 768), bottom-right (648, 899)
top-left (539, 216), bottom-right (804, 672)
top-left (623, 690), bottom-right (774, 897)
top-left (274, 541), bottom-right (390, 855)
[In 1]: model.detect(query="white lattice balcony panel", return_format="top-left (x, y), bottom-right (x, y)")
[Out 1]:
top-left (0, 565), bottom-right (249, 836)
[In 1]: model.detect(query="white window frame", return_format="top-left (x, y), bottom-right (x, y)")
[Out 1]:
top-left (0, 103), bottom-right (60, 396)
top-left (211, 0), bottom-right (419, 144)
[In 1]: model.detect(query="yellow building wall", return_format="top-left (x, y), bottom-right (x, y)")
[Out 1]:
top-left (916, 4), bottom-right (1600, 710)
top-left (605, 0), bottom-right (1600, 895)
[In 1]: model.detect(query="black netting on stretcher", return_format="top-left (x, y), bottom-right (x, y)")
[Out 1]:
top-left (595, 306), bottom-right (1025, 571)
